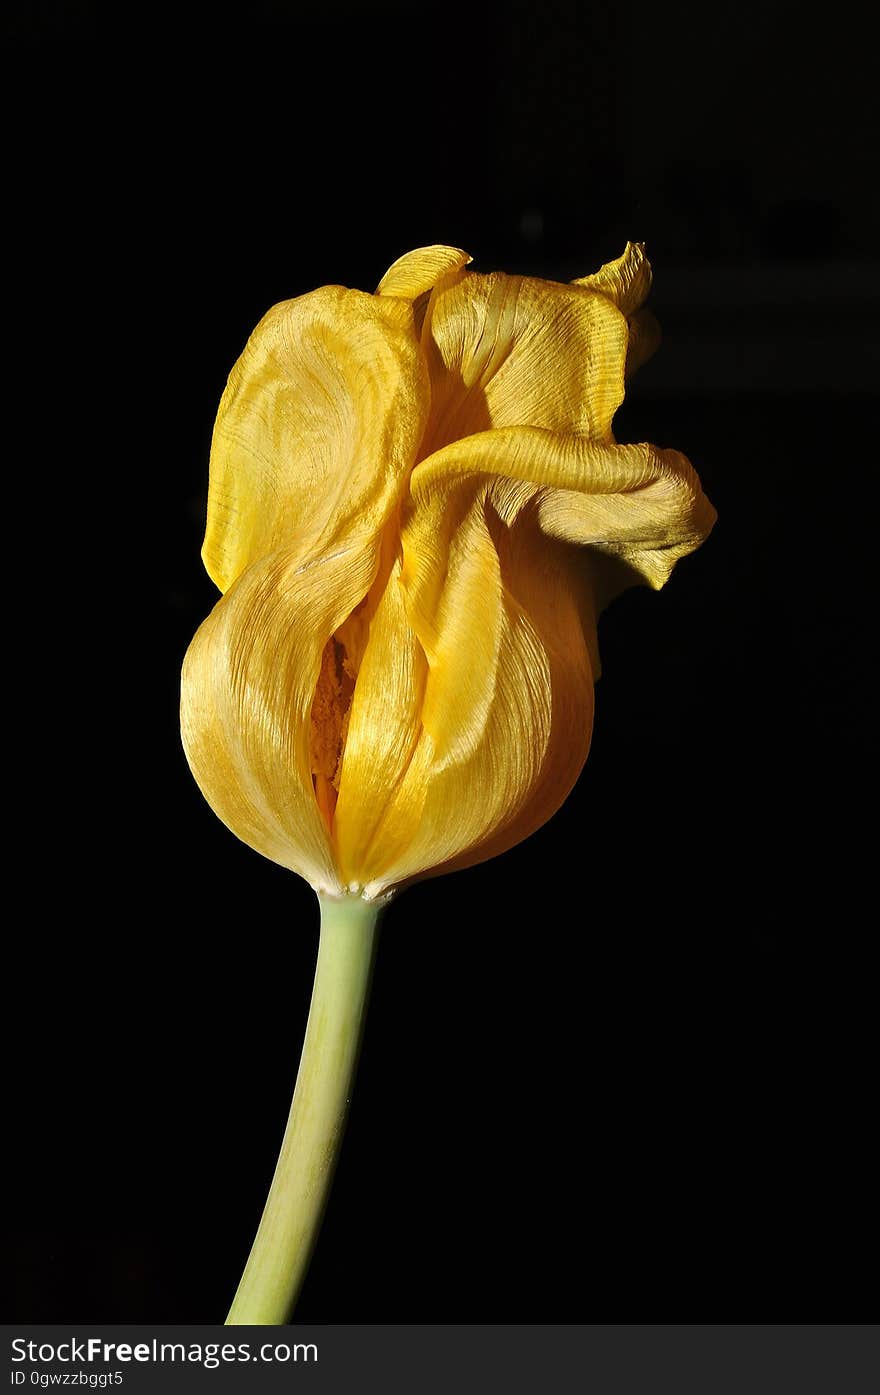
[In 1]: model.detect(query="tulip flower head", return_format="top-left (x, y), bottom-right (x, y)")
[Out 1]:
top-left (181, 243), bottom-right (715, 903)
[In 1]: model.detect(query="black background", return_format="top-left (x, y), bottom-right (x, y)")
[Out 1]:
top-left (4, 0), bottom-right (876, 1323)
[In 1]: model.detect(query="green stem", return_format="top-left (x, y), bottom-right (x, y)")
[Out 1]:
top-left (226, 891), bottom-right (382, 1325)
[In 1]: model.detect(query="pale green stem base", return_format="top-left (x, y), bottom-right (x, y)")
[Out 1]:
top-left (226, 891), bottom-right (382, 1325)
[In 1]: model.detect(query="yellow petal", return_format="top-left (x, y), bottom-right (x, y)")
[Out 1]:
top-left (344, 491), bottom-right (594, 897)
top-left (180, 539), bottom-right (380, 895)
top-left (573, 243), bottom-right (661, 378)
top-left (410, 426), bottom-right (716, 591)
top-left (419, 271), bottom-right (628, 459)
top-left (332, 545), bottom-right (428, 888)
top-left (202, 286), bottom-right (428, 593)
top-left (429, 516), bottom-right (595, 881)
top-left (531, 439), bottom-right (717, 590)
top-left (376, 244), bottom-right (472, 300)
top-left (571, 240), bottom-right (652, 316)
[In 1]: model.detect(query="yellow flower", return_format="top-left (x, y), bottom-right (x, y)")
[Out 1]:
top-left (180, 243), bottom-right (715, 902)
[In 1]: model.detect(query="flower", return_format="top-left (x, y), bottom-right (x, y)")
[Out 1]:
top-left (180, 243), bottom-right (715, 901)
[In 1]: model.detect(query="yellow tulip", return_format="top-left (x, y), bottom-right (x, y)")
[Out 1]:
top-left (180, 243), bottom-right (715, 1324)
top-left (181, 241), bottom-right (715, 902)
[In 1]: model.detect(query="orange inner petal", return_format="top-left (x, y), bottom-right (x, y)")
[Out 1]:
top-left (309, 634), bottom-right (357, 833)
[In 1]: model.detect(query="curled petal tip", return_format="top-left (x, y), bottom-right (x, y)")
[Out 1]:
top-left (376, 245), bottom-right (473, 300)
top-left (572, 241), bottom-right (653, 319)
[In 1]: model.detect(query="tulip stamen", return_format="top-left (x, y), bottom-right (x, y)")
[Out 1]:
top-left (309, 631), bottom-right (358, 833)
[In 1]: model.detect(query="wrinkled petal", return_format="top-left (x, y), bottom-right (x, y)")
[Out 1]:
top-left (202, 286), bottom-right (428, 593)
top-left (572, 242), bottom-right (659, 378)
top-left (332, 547), bottom-right (428, 888)
top-left (418, 272), bottom-right (629, 459)
top-left (571, 240), bottom-right (652, 316)
top-left (410, 425), bottom-right (717, 593)
top-left (376, 244), bottom-right (472, 300)
top-left (180, 540), bottom-right (381, 895)
top-left (336, 488), bottom-right (594, 897)
top-left (427, 513), bottom-right (594, 882)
